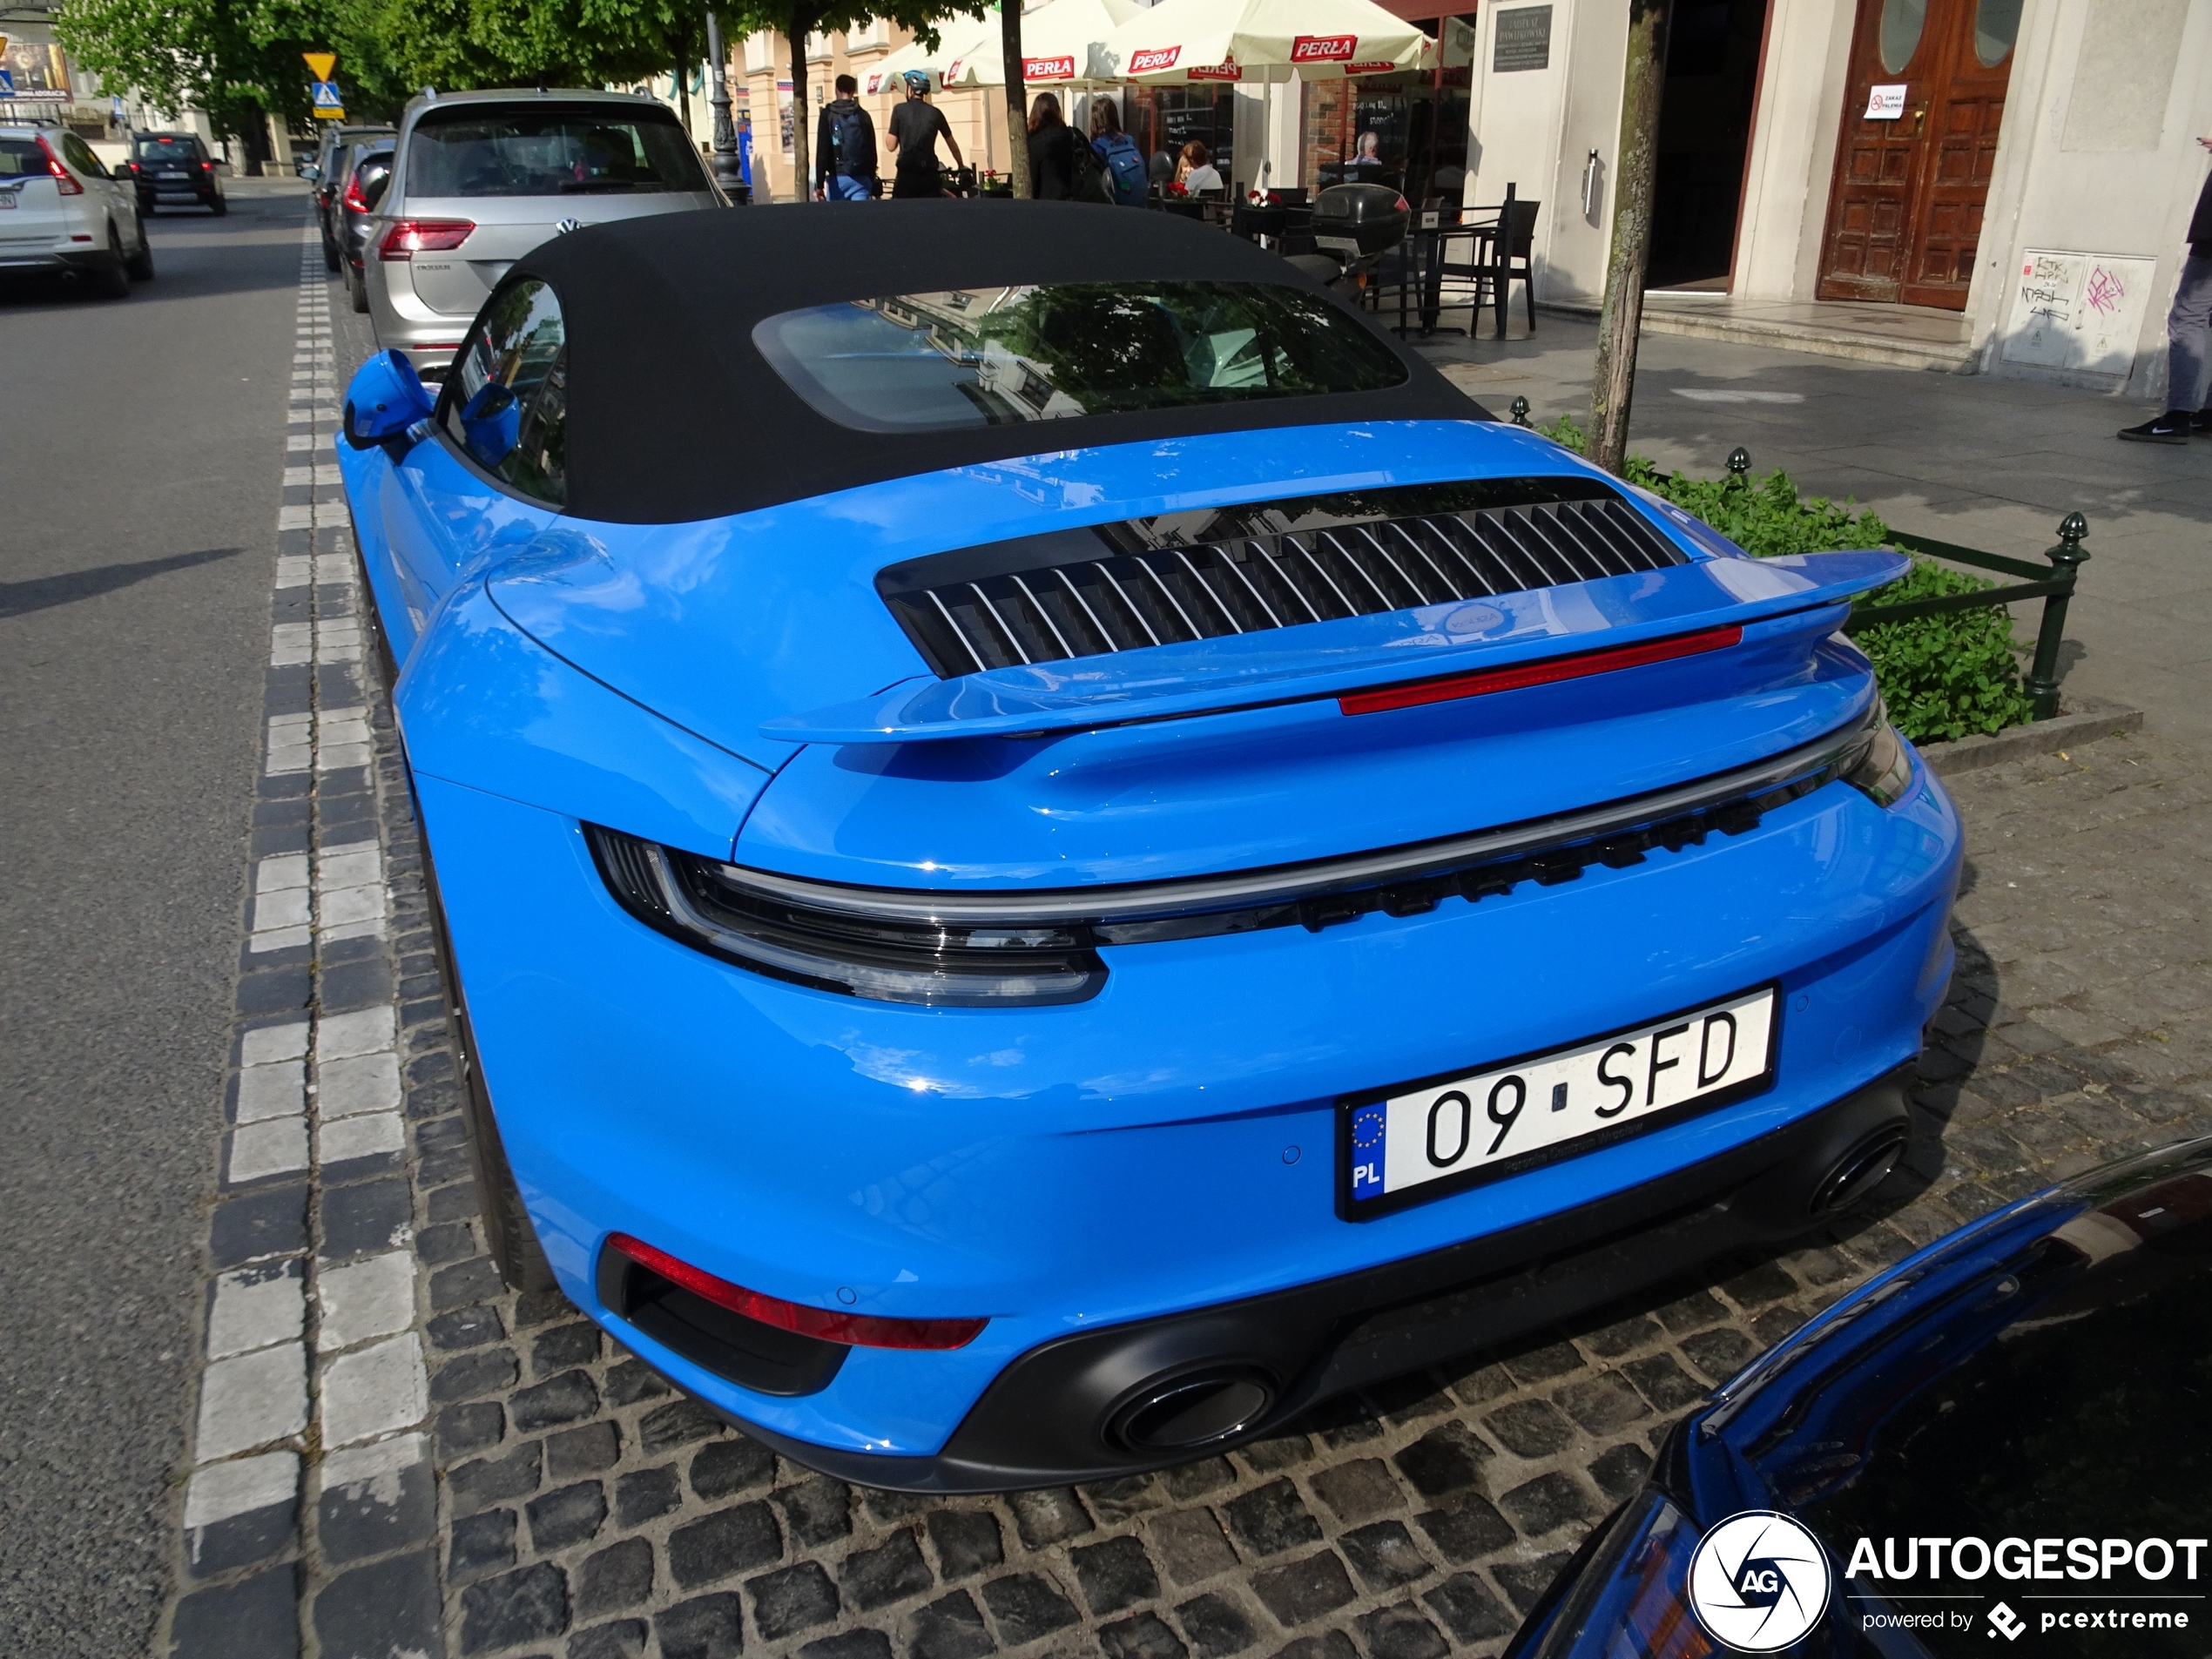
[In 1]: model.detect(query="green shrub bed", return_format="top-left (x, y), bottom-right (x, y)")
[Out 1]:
top-left (1534, 415), bottom-right (2033, 742)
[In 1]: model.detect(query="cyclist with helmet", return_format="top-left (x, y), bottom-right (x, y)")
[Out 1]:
top-left (885, 71), bottom-right (961, 198)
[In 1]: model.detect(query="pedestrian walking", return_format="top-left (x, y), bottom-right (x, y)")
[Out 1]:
top-left (2119, 134), bottom-right (2212, 443)
top-left (813, 74), bottom-right (877, 200)
top-left (885, 71), bottom-right (961, 199)
top-left (1028, 91), bottom-right (1079, 200)
top-left (1175, 140), bottom-right (1221, 195)
top-left (1089, 96), bottom-right (1147, 206)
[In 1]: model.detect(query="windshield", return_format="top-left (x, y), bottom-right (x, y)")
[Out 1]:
top-left (752, 281), bottom-right (1409, 434)
top-left (135, 136), bottom-right (200, 159)
top-left (407, 106), bottom-right (709, 198)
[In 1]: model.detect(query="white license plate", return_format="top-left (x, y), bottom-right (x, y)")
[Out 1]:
top-left (0, 196), bottom-right (13, 210)
top-left (1340, 984), bottom-right (1779, 1217)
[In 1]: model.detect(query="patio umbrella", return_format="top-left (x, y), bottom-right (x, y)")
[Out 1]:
top-left (1099, 0), bottom-right (1433, 84)
top-left (862, 13), bottom-right (995, 96)
top-left (938, 0), bottom-right (1144, 87)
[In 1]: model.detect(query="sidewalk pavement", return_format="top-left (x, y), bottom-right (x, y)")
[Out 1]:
top-left (1412, 316), bottom-right (2212, 752)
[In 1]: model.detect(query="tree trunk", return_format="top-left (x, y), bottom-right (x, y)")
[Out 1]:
top-left (788, 31), bottom-right (811, 200)
top-left (1588, 0), bottom-right (1673, 475)
top-left (1001, 1), bottom-right (1031, 198)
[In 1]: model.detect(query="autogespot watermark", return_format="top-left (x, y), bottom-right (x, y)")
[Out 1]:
top-left (1689, 1512), bottom-right (1832, 1651)
top-left (1685, 1521), bottom-right (2207, 1650)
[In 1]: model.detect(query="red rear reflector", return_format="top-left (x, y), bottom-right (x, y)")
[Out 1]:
top-left (37, 137), bottom-right (83, 196)
top-left (379, 218), bottom-right (475, 260)
top-left (607, 1233), bottom-right (986, 1351)
top-left (1339, 625), bottom-right (1744, 716)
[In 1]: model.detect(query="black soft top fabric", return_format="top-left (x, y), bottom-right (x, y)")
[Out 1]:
top-left (505, 200), bottom-right (1487, 524)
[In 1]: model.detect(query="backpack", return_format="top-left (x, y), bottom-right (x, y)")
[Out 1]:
top-left (827, 101), bottom-right (873, 178)
top-left (1070, 138), bottom-right (1114, 205)
top-left (1096, 133), bottom-right (1146, 206)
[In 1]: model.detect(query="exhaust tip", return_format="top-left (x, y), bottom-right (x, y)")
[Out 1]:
top-left (1110, 1369), bottom-right (1276, 1453)
top-left (1811, 1123), bottom-right (1908, 1218)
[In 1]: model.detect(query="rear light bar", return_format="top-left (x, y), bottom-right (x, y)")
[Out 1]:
top-left (37, 136), bottom-right (83, 196)
top-left (1339, 624), bottom-right (1744, 716)
top-left (606, 1233), bottom-right (987, 1351)
top-left (379, 218), bottom-right (474, 260)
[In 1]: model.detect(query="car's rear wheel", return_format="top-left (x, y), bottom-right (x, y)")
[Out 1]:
top-left (125, 218), bottom-right (154, 281)
top-left (93, 227), bottom-right (131, 299)
top-left (347, 258), bottom-right (369, 314)
top-left (322, 229), bottom-right (341, 271)
top-left (210, 194), bottom-right (226, 217)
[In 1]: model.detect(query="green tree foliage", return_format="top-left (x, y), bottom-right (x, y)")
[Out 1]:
top-left (1535, 414), bottom-right (2034, 742)
top-left (57, 0), bottom-right (409, 138)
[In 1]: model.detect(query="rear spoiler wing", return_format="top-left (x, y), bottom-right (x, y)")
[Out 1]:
top-left (762, 550), bottom-right (1909, 745)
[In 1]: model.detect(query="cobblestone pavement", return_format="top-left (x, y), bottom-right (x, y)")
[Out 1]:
top-left (167, 223), bottom-right (2212, 1656)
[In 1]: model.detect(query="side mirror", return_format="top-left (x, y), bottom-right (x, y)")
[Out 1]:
top-left (344, 349), bottom-right (435, 452)
top-left (459, 382), bottom-right (518, 466)
top-left (300, 161), bottom-right (320, 182)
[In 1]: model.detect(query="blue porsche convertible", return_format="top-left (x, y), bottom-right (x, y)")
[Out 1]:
top-left (338, 202), bottom-right (1960, 1489)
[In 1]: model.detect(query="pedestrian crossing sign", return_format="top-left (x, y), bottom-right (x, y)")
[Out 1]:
top-left (311, 79), bottom-right (345, 119)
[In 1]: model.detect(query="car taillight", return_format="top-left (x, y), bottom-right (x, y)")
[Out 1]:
top-left (37, 137), bottom-right (83, 196)
top-left (198, 159), bottom-right (213, 172)
top-left (341, 174), bottom-right (371, 212)
top-left (378, 218), bottom-right (474, 260)
top-left (605, 1234), bottom-right (987, 1351)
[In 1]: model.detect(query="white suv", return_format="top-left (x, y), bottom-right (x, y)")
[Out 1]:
top-left (0, 121), bottom-right (153, 297)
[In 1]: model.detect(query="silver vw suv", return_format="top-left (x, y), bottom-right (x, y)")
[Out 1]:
top-left (365, 88), bottom-right (725, 378)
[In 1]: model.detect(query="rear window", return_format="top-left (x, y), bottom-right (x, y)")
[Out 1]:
top-left (0, 139), bottom-right (45, 179)
top-left (752, 281), bottom-right (1409, 435)
top-left (136, 135), bottom-right (201, 158)
top-left (406, 105), bottom-right (708, 198)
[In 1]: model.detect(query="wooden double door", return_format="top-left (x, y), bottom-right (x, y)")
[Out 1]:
top-left (1817, 0), bottom-right (2020, 309)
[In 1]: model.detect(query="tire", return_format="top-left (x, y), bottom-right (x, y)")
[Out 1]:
top-left (92, 227), bottom-right (131, 298)
top-left (125, 218), bottom-right (154, 281)
top-left (210, 194), bottom-right (227, 217)
top-left (322, 227), bottom-right (341, 271)
top-left (347, 259), bottom-right (369, 314)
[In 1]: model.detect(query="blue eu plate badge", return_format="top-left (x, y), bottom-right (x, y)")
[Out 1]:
top-left (1349, 1104), bottom-right (1388, 1201)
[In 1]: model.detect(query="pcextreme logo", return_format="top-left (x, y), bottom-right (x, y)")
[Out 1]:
top-left (1689, 1512), bottom-right (1831, 1652)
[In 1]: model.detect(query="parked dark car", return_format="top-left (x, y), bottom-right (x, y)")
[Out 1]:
top-left (309, 122), bottom-right (395, 270)
top-left (1506, 1135), bottom-right (2212, 1656)
top-left (334, 138), bottom-right (395, 312)
top-left (120, 131), bottom-right (223, 214)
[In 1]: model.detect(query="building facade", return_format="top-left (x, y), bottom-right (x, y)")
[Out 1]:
top-left (1460, 0), bottom-right (2212, 396)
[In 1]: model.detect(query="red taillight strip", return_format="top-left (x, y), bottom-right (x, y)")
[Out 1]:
top-left (37, 136), bottom-right (84, 196)
top-left (1339, 624), bottom-right (1744, 717)
top-left (607, 1233), bottom-right (986, 1352)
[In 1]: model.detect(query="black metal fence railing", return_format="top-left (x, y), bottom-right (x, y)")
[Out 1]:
top-left (1501, 408), bottom-right (2092, 725)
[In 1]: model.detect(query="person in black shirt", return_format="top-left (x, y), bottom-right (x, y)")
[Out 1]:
top-left (813, 74), bottom-right (876, 200)
top-left (1027, 91), bottom-right (1078, 200)
top-left (885, 71), bottom-right (961, 199)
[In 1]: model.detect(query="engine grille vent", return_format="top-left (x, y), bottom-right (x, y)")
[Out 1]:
top-left (879, 482), bottom-right (1690, 679)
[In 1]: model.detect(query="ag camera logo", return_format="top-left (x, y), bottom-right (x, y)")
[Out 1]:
top-left (1689, 1512), bottom-right (1832, 1651)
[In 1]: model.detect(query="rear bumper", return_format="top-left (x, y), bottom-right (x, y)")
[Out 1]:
top-left (0, 245), bottom-right (122, 275)
top-left (675, 1065), bottom-right (1917, 1490)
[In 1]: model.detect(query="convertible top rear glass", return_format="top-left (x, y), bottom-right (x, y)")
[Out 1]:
top-left (754, 282), bottom-right (1408, 434)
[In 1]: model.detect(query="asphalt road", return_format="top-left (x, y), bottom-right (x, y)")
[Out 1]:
top-left (0, 179), bottom-right (306, 1655)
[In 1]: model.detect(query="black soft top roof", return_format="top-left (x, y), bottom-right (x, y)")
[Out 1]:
top-left (506, 200), bottom-right (1487, 524)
